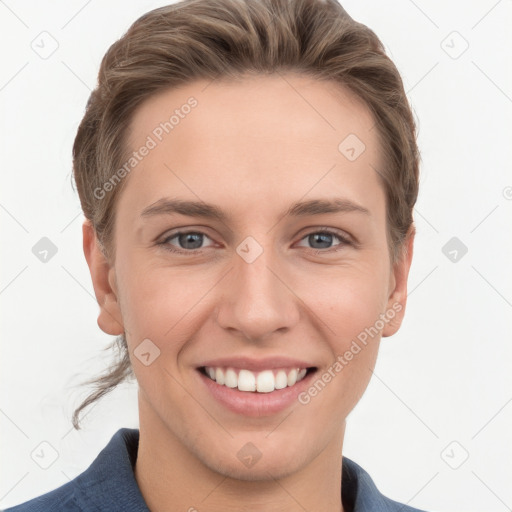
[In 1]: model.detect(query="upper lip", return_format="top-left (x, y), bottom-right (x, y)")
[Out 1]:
top-left (198, 356), bottom-right (316, 372)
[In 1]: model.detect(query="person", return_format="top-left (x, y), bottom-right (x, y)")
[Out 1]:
top-left (4, 0), bottom-right (427, 510)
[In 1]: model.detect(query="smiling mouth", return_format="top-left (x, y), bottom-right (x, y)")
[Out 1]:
top-left (199, 366), bottom-right (317, 393)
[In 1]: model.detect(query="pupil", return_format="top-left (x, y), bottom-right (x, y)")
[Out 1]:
top-left (310, 233), bottom-right (332, 249)
top-left (180, 233), bottom-right (203, 249)
top-left (176, 232), bottom-right (333, 250)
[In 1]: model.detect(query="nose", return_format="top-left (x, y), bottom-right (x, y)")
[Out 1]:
top-left (215, 243), bottom-right (300, 342)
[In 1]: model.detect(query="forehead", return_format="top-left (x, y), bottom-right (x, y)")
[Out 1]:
top-left (119, 73), bottom-right (384, 222)
top-left (128, 73), bottom-right (378, 152)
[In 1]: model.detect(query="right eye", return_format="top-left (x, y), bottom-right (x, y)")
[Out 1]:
top-left (159, 231), bottom-right (216, 254)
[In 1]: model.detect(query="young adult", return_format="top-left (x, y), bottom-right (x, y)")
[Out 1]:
top-left (5, 1), bottom-right (425, 510)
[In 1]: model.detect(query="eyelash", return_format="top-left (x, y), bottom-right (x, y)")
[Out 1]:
top-left (157, 228), bottom-right (352, 255)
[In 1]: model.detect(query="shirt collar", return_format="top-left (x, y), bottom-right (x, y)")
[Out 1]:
top-left (74, 428), bottom-right (149, 511)
top-left (73, 428), bottom-right (415, 512)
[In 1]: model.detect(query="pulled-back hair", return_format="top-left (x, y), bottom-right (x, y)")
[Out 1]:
top-left (71, 0), bottom-right (419, 429)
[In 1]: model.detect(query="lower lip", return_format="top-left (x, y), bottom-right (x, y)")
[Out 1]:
top-left (197, 369), bottom-right (316, 417)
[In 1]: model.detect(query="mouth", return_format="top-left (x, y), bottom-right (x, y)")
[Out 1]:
top-left (195, 356), bottom-right (319, 416)
top-left (198, 366), bottom-right (317, 393)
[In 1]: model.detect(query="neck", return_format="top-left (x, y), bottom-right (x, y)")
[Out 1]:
top-left (134, 399), bottom-right (345, 512)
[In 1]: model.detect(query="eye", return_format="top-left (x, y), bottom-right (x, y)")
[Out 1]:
top-left (295, 229), bottom-right (351, 251)
top-left (159, 231), bottom-right (215, 253)
top-left (158, 228), bottom-right (351, 255)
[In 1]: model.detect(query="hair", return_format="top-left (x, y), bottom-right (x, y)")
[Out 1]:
top-left (71, 0), bottom-right (420, 429)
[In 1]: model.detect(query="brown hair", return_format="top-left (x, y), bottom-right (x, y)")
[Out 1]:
top-left (71, 0), bottom-right (419, 429)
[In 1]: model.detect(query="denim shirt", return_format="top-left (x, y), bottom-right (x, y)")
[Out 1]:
top-left (3, 428), bottom-right (428, 512)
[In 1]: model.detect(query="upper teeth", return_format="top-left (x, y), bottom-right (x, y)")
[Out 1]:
top-left (205, 367), bottom-right (308, 393)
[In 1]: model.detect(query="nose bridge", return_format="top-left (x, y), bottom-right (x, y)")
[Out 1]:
top-left (216, 238), bottom-right (299, 341)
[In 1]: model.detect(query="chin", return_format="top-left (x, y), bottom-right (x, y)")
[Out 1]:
top-left (185, 433), bottom-right (308, 482)
top-left (204, 454), bottom-right (303, 482)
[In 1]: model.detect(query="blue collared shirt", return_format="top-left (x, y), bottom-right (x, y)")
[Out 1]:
top-left (3, 428), bottom-right (428, 511)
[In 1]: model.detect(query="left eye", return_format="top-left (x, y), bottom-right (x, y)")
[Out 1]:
top-left (160, 229), bottom-right (348, 253)
top-left (295, 230), bottom-right (348, 250)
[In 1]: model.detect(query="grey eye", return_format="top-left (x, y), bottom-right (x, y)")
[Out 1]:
top-left (307, 232), bottom-right (335, 249)
top-left (177, 232), bottom-right (204, 249)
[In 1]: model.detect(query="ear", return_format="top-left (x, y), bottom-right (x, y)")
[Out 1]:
top-left (82, 219), bottom-right (124, 335)
top-left (382, 226), bottom-right (415, 337)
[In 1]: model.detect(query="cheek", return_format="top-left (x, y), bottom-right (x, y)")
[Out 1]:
top-left (297, 262), bottom-right (390, 347)
top-left (298, 268), bottom-right (387, 416)
top-left (116, 247), bottom-right (390, 359)
top-left (315, 266), bottom-right (389, 411)
top-left (118, 266), bottom-right (207, 394)
top-left (117, 260), bottom-right (208, 337)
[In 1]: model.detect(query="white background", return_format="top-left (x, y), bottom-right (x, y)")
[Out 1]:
top-left (1, 1), bottom-right (511, 511)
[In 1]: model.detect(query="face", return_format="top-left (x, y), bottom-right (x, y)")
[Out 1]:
top-left (84, 73), bottom-right (413, 481)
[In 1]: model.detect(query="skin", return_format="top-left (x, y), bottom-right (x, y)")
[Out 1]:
top-left (83, 73), bottom-right (414, 512)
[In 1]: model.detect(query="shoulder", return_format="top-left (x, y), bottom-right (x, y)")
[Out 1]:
top-left (342, 456), bottom-right (430, 512)
top-left (2, 481), bottom-right (78, 512)
top-left (3, 428), bottom-right (147, 512)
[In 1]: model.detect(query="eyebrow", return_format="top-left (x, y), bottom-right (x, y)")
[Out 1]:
top-left (140, 197), bottom-right (370, 221)
top-left (141, 197), bottom-right (371, 223)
